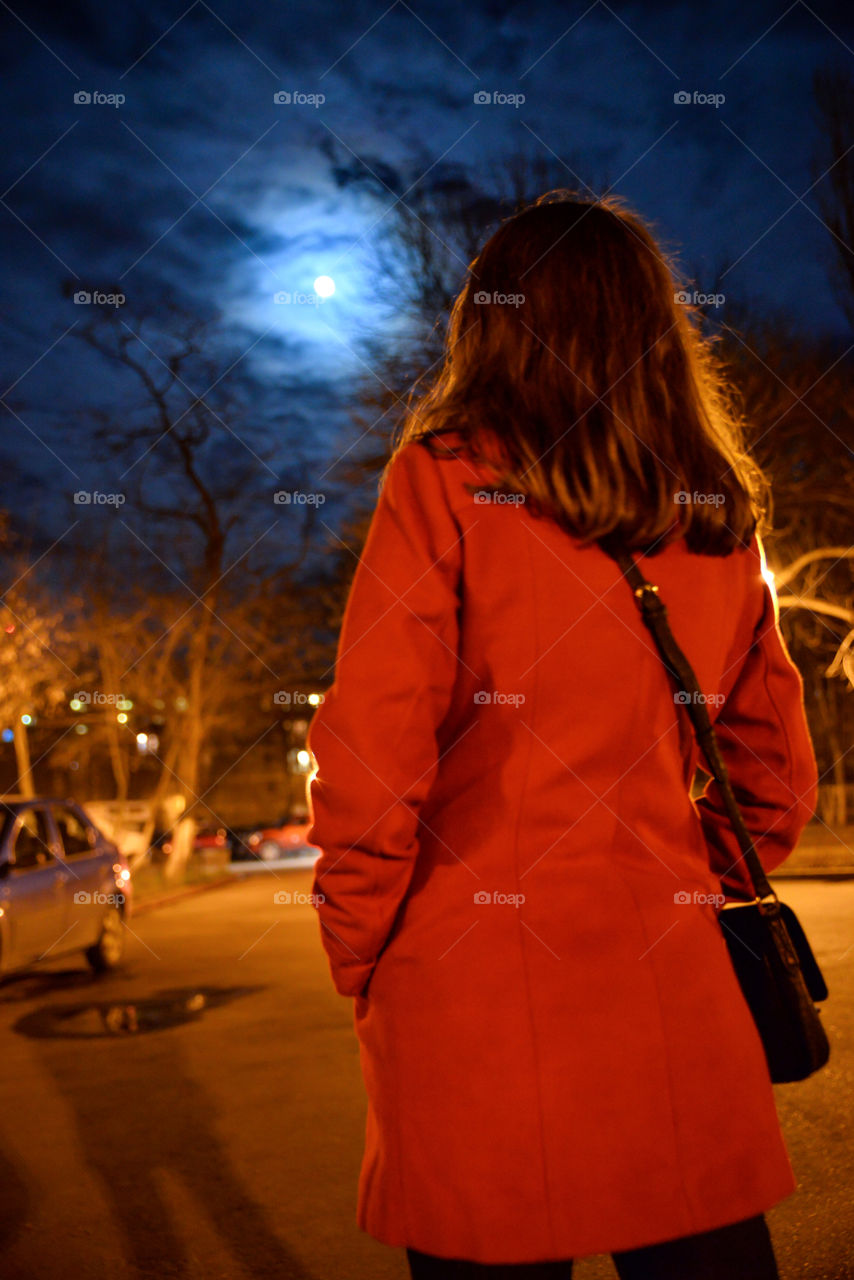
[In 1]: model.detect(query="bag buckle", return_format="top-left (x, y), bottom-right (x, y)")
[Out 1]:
top-left (720, 892), bottom-right (779, 911)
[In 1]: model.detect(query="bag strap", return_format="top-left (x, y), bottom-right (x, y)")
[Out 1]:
top-left (598, 538), bottom-right (776, 902)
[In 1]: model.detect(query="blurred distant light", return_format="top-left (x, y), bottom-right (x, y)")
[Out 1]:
top-left (117, 712), bottom-right (128, 724)
top-left (4, 623), bottom-right (14, 634)
top-left (307, 692), bottom-right (321, 706)
top-left (1, 728), bottom-right (13, 743)
top-left (314, 275), bottom-right (335, 298)
top-left (136, 732), bottom-right (148, 746)
top-left (296, 749), bottom-right (311, 768)
top-left (70, 698), bottom-right (83, 711)
top-left (75, 724), bottom-right (88, 735)
top-left (117, 698), bottom-right (133, 711)
top-left (175, 696), bottom-right (188, 711)
top-left (20, 714), bottom-right (32, 725)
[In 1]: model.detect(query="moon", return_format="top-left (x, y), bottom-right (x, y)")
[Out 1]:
top-left (314, 275), bottom-right (336, 298)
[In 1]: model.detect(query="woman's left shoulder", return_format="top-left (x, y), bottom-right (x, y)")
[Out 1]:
top-left (388, 431), bottom-right (483, 515)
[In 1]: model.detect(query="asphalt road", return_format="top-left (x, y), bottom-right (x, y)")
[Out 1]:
top-left (0, 874), bottom-right (851, 1280)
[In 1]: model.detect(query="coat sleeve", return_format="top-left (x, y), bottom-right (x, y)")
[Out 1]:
top-left (306, 442), bottom-right (463, 997)
top-left (695, 534), bottom-right (819, 896)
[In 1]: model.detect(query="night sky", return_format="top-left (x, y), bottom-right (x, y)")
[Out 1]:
top-left (1, 0), bottom-right (852, 559)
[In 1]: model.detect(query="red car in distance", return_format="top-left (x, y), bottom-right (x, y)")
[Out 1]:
top-left (244, 818), bottom-right (318, 862)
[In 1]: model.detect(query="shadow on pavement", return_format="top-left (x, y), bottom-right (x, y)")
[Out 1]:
top-left (0, 965), bottom-right (102, 1004)
top-left (9, 984), bottom-right (316, 1278)
top-left (0, 1141), bottom-right (31, 1254)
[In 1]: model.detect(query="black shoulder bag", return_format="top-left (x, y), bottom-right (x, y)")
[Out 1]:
top-left (600, 539), bottom-right (830, 1084)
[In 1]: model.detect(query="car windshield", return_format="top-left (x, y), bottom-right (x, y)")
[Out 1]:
top-left (0, 807), bottom-right (20, 849)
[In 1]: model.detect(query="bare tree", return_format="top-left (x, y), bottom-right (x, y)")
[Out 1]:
top-left (65, 296), bottom-right (320, 878)
top-left (719, 314), bottom-right (854, 821)
top-left (0, 598), bottom-right (79, 796)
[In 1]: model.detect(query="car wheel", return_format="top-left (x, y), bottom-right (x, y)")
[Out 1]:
top-left (86, 905), bottom-right (125, 972)
top-left (258, 840), bottom-right (281, 861)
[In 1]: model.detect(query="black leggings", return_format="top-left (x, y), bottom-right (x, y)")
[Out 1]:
top-left (407, 1213), bottom-right (778, 1280)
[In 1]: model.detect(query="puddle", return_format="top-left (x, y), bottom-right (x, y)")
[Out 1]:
top-left (13, 985), bottom-right (261, 1039)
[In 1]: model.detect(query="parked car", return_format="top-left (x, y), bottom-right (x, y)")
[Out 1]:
top-left (240, 817), bottom-right (319, 862)
top-left (0, 796), bottom-right (132, 978)
top-left (149, 825), bottom-right (248, 864)
top-left (193, 827), bottom-right (228, 852)
top-left (82, 799), bottom-right (155, 869)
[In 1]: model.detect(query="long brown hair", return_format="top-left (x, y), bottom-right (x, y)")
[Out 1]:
top-left (388, 190), bottom-right (768, 555)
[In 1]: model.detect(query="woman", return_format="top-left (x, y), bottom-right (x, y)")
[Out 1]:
top-left (306, 192), bottom-right (818, 1279)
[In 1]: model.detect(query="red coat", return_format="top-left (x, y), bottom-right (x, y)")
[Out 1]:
top-left (307, 433), bottom-right (819, 1264)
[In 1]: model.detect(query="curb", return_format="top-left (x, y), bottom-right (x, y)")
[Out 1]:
top-left (771, 869), bottom-right (854, 880)
top-left (770, 847), bottom-right (854, 880)
top-left (226, 853), bottom-right (319, 873)
top-left (767, 832), bottom-right (854, 880)
top-left (132, 872), bottom-right (246, 916)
